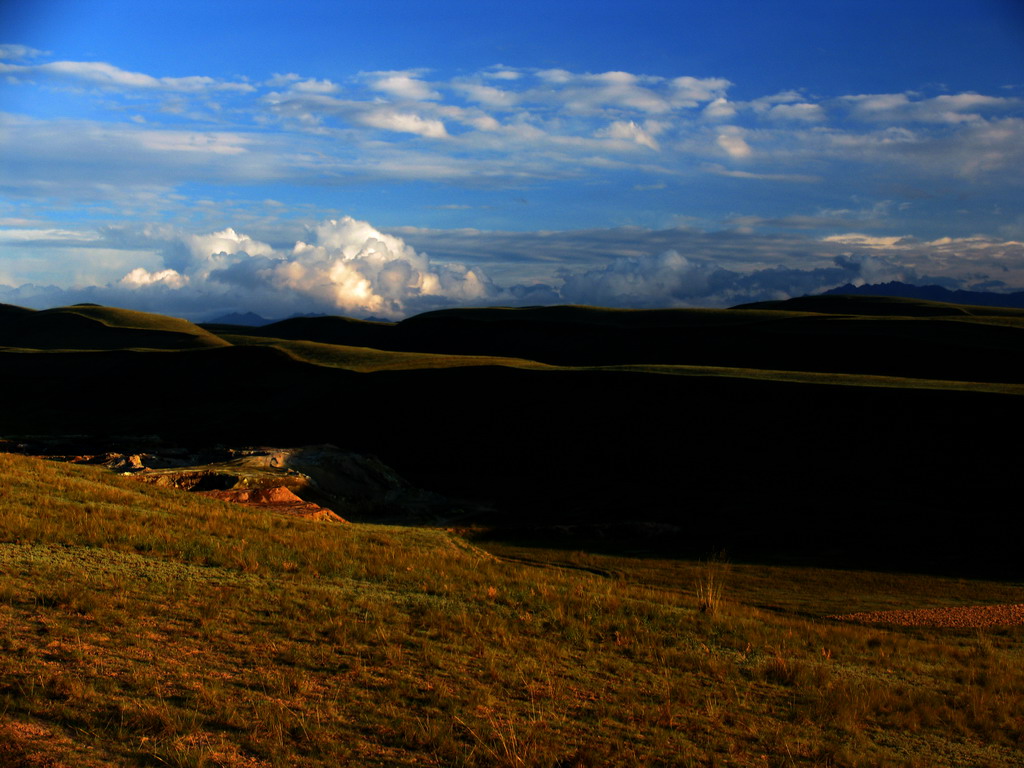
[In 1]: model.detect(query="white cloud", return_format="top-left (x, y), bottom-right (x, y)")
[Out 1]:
top-left (0, 227), bottom-right (102, 243)
top-left (5, 219), bottom-right (1024, 318)
top-left (266, 72), bottom-right (302, 87)
top-left (843, 91), bottom-right (1018, 124)
top-left (765, 103), bottom-right (825, 122)
top-left (485, 68), bottom-right (521, 81)
top-left (669, 76), bottom-right (732, 106)
top-left (533, 69), bottom-right (674, 114)
top-left (135, 131), bottom-right (250, 155)
top-left (465, 114), bottom-right (501, 131)
top-left (705, 164), bottom-right (818, 182)
top-left (0, 44), bottom-right (44, 61)
top-left (291, 78), bottom-right (339, 94)
top-left (356, 109), bottom-right (448, 138)
top-left (366, 71), bottom-right (440, 101)
top-left (822, 233), bottom-right (909, 248)
top-left (716, 127), bottom-right (752, 158)
top-left (595, 120), bottom-right (660, 150)
top-left (120, 267), bottom-right (187, 288)
top-left (186, 228), bottom-right (274, 273)
top-left (3, 59), bottom-right (254, 93)
top-left (0, 114), bottom-right (294, 200)
top-left (560, 250), bottom-right (709, 305)
top-left (3, 49), bottom-right (1023, 245)
top-left (453, 82), bottom-right (519, 108)
top-left (702, 98), bottom-right (737, 120)
top-left (131, 217), bottom-right (495, 317)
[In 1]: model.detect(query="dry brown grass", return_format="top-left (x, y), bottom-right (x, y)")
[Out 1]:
top-left (1, 452), bottom-right (1023, 767)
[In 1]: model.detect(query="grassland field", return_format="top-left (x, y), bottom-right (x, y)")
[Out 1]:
top-left (1, 452), bottom-right (1023, 767)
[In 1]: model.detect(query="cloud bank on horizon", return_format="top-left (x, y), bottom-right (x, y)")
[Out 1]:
top-left (3, 216), bottom-right (1022, 320)
top-left (1, 1), bottom-right (1022, 319)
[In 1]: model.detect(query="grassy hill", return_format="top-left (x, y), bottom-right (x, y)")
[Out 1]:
top-left (211, 299), bottom-right (1024, 382)
top-left (0, 304), bottom-right (228, 350)
top-left (735, 294), bottom-right (1024, 318)
top-left (1, 451), bottom-right (1022, 767)
top-left (3, 298), bottom-right (1024, 575)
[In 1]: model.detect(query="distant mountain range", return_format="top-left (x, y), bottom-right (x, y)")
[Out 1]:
top-left (823, 281), bottom-right (1024, 309)
top-left (203, 311), bottom-right (271, 326)
top-left (203, 311), bottom-right (331, 326)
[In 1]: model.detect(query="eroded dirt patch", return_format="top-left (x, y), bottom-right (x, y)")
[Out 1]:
top-left (199, 486), bottom-right (346, 522)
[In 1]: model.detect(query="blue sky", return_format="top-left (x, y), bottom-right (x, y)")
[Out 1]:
top-left (1, 0), bottom-right (1023, 319)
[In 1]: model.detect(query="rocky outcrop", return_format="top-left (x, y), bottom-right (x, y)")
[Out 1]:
top-left (20, 440), bottom-right (469, 524)
top-left (117, 444), bottom-right (458, 523)
top-left (198, 486), bottom-right (345, 522)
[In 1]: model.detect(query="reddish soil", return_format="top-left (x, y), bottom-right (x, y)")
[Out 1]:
top-left (198, 486), bottom-right (346, 523)
top-left (830, 603), bottom-right (1024, 628)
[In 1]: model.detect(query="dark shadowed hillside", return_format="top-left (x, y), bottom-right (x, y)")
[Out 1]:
top-left (5, 297), bottom-right (1024, 576)
top-left (210, 298), bottom-right (1024, 383)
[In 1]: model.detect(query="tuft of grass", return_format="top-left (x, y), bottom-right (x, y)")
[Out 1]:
top-left (696, 552), bottom-right (729, 615)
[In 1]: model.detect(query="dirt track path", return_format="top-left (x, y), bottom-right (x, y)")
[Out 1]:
top-left (830, 603), bottom-right (1024, 628)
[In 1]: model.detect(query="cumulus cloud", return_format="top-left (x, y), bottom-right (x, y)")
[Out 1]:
top-left (120, 267), bottom-right (187, 288)
top-left (4, 218), bottom-right (1024, 319)
top-left (560, 250), bottom-right (711, 305)
top-left (100, 217), bottom-right (496, 318)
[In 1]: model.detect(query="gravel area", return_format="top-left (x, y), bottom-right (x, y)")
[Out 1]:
top-left (829, 603), bottom-right (1024, 628)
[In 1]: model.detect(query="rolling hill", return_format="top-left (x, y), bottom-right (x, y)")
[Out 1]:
top-left (0, 303), bottom-right (229, 351)
top-left (211, 298), bottom-right (1024, 382)
top-left (3, 297), bottom-right (1024, 576)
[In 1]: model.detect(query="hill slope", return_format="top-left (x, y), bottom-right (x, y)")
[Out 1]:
top-left (212, 298), bottom-right (1024, 382)
top-left (1, 451), bottom-right (1022, 767)
top-left (3, 299), bottom-right (1024, 575)
top-left (0, 304), bottom-right (229, 350)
